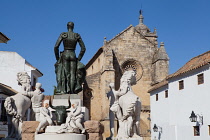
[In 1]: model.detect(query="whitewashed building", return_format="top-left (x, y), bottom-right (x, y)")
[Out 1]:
top-left (0, 51), bottom-right (43, 91)
top-left (0, 50), bottom-right (43, 137)
top-left (149, 51), bottom-right (210, 140)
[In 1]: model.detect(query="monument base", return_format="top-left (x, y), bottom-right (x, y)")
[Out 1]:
top-left (35, 133), bottom-right (86, 140)
top-left (45, 126), bottom-right (80, 133)
top-left (120, 138), bottom-right (143, 140)
top-left (113, 136), bottom-right (143, 140)
top-left (114, 138), bottom-right (143, 140)
top-left (2, 138), bottom-right (17, 140)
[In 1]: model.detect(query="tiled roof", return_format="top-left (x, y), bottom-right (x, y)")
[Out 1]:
top-left (149, 50), bottom-right (210, 93)
top-left (167, 50), bottom-right (210, 79)
top-left (148, 80), bottom-right (168, 93)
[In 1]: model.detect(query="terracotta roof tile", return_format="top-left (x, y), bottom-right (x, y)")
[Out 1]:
top-left (167, 50), bottom-right (210, 79)
top-left (148, 80), bottom-right (168, 93)
top-left (149, 50), bottom-right (210, 93)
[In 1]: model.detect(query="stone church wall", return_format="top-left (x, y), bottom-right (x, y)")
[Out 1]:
top-left (85, 19), bottom-right (168, 139)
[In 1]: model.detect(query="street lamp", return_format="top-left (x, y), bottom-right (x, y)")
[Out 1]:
top-left (189, 111), bottom-right (197, 122)
top-left (153, 124), bottom-right (162, 133)
top-left (189, 111), bottom-right (203, 125)
top-left (153, 124), bottom-right (162, 140)
top-left (153, 124), bottom-right (158, 132)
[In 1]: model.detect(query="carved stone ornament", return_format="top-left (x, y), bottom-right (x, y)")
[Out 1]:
top-left (121, 59), bottom-right (143, 81)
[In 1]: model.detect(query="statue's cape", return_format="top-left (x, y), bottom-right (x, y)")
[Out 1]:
top-left (54, 54), bottom-right (86, 94)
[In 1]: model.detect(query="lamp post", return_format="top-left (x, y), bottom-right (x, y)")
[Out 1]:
top-left (189, 111), bottom-right (203, 125)
top-left (189, 111), bottom-right (197, 122)
top-left (153, 124), bottom-right (158, 132)
top-left (153, 124), bottom-right (162, 133)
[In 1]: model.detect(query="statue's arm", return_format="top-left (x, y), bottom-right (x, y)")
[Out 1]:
top-left (73, 107), bottom-right (82, 117)
top-left (49, 110), bottom-right (53, 118)
top-left (77, 34), bottom-right (86, 61)
top-left (40, 107), bottom-right (50, 117)
top-left (22, 91), bottom-right (33, 98)
top-left (119, 82), bottom-right (128, 95)
top-left (54, 34), bottom-right (63, 61)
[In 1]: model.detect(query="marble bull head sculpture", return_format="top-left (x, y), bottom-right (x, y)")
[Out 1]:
top-left (49, 96), bottom-right (71, 125)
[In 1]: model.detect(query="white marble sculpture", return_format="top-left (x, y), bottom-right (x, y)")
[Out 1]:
top-left (4, 72), bottom-right (32, 140)
top-left (106, 83), bottom-right (116, 140)
top-left (109, 70), bottom-right (141, 140)
top-left (57, 101), bottom-right (85, 134)
top-left (22, 83), bottom-right (44, 121)
top-left (35, 100), bottom-right (53, 134)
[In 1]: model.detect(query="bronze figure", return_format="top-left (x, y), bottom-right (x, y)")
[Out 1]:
top-left (54, 22), bottom-right (86, 94)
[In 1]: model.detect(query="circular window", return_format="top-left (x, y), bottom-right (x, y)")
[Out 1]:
top-left (121, 60), bottom-right (143, 81)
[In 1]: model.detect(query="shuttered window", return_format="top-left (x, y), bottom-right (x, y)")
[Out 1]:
top-left (197, 73), bottom-right (204, 85)
top-left (165, 90), bottom-right (168, 98)
top-left (156, 94), bottom-right (158, 101)
top-left (194, 126), bottom-right (200, 136)
top-left (179, 80), bottom-right (184, 90)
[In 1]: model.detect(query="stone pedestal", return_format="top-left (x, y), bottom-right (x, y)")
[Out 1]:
top-left (45, 126), bottom-right (79, 133)
top-left (84, 120), bottom-right (104, 140)
top-left (35, 133), bottom-right (86, 140)
top-left (21, 121), bottom-right (39, 140)
top-left (2, 138), bottom-right (17, 140)
top-left (45, 126), bottom-right (61, 133)
top-left (47, 96), bottom-right (89, 121)
top-left (53, 94), bottom-right (83, 106)
top-left (115, 138), bottom-right (143, 140)
top-left (34, 125), bottom-right (86, 140)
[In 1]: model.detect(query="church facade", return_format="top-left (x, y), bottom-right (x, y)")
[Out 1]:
top-left (84, 11), bottom-right (169, 139)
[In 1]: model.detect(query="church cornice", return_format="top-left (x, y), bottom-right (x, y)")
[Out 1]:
top-left (85, 47), bottom-right (103, 69)
top-left (106, 25), bottom-right (133, 44)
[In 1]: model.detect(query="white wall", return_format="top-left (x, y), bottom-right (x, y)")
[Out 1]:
top-left (150, 65), bottom-right (210, 140)
top-left (0, 51), bottom-right (41, 92)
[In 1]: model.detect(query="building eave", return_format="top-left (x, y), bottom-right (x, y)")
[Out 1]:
top-left (149, 50), bottom-right (210, 93)
top-left (167, 50), bottom-right (210, 80)
top-left (0, 32), bottom-right (10, 43)
top-left (148, 80), bottom-right (168, 93)
top-left (0, 83), bottom-right (17, 96)
top-left (25, 61), bottom-right (43, 76)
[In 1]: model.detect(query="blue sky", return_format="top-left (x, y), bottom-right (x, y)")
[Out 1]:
top-left (1, 0), bottom-right (210, 95)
